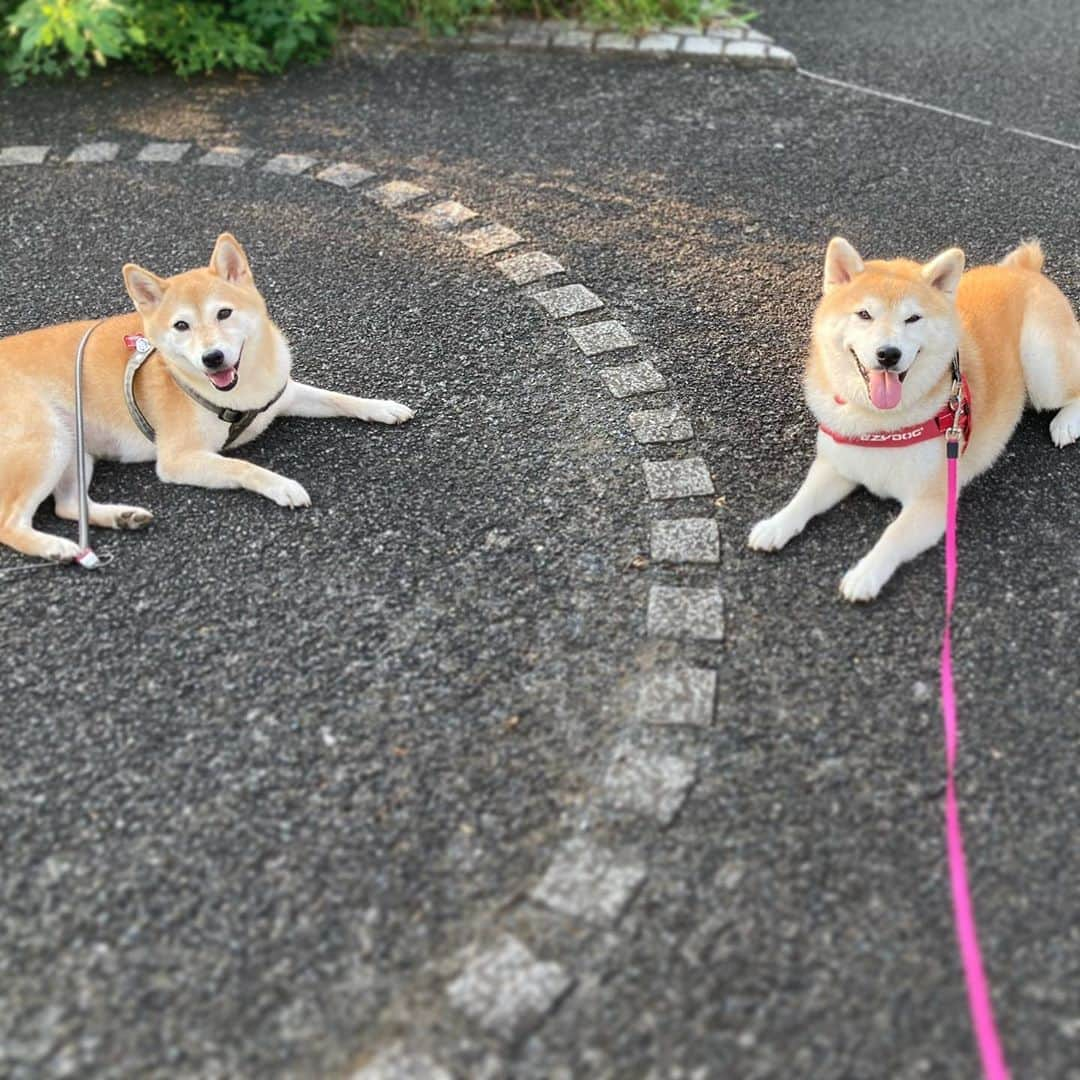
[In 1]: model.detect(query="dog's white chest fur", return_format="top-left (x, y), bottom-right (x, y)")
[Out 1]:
top-left (816, 431), bottom-right (945, 503)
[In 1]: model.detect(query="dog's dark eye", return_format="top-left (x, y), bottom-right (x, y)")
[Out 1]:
top-left (905, 314), bottom-right (922, 324)
top-left (173, 320), bottom-right (189, 332)
top-left (856, 309), bottom-right (872, 321)
top-left (217, 308), bottom-right (232, 321)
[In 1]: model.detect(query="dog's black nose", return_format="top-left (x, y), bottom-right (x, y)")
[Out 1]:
top-left (202, 349), bottom-right (226, 369)
top-left (876, 345), bottom-right (902, 368)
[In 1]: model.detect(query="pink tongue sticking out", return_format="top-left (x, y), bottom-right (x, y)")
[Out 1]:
top-left (209, 368), bottom-right (236, 390)
top-left (868, 369), bottom-right (902, 410)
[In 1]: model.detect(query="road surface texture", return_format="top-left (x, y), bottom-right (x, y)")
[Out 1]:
top-left (2, 3), bottom-right (1079, 1076)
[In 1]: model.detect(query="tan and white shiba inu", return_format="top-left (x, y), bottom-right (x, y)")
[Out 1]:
top-left (0, 233), bottom-right (413, 562)
top-left (749, 237), bottom-right (1080, 601)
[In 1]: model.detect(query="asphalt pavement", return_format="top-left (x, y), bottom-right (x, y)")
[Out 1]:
top-left (2, 5), bottom-right (1080, 1078)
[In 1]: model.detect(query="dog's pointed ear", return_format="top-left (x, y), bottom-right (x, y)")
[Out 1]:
top-left (123, 264), bottom-right (166, 312)
top-left (922, 247), bottom-right (965, 297)
top-left (823, 237), bottom-right (865, 293)
top-left (210, 232), bottom-right (252, 285)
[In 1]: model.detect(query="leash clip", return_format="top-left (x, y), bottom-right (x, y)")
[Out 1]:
top-left (946, 369), bottom-right (966, 454)
top-left (946, 397), bottom-right (964, 457)
top-left (74, 547), bottom-right (101, 570)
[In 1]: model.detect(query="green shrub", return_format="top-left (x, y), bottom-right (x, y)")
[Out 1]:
top-left (0, 0), bottom-right (747, 82)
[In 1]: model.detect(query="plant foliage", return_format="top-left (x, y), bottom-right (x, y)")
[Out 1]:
top-left (0, 0), bottom-right (745, 81)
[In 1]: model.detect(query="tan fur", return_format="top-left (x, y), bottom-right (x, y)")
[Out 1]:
top-left (749, 238), bottom-right (1080, 600)
top-left (0, 233), bottom-right (413, 562)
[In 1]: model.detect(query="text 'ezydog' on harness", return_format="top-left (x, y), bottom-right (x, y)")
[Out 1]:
top-left (122, 333), bottom-right (287, 449)
top-left (819, 352), bottom-right (971, 452)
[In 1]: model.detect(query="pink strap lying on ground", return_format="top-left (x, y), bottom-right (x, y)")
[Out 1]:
top-left (941, 449), bottom-right (1010, 1079)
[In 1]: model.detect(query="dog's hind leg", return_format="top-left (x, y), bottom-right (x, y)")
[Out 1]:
top-left (0, 398), bottom-right (81, 561)
top-left (1017, 284), bottom-right (1080, 447)
top-left (51, 454), bottom-right (154, 531)
top-left (748, 456), bottom-right (857, 552)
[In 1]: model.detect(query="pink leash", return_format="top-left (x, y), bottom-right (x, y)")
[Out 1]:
top-left (941, 435), bottom-right (1009, 1078)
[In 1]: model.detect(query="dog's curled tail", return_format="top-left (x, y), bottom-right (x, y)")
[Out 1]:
top-left (1000, 238), bottom-right (1045, 273)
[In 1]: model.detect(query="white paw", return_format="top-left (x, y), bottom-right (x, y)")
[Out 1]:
top-left (359, 399), bottom-right (414, 425)
top-left (44, 536), bottom-right (82, 562)
top-left (113, 506), bottom-right (154, 530)
top-left (1050, 410), bottom-right (1080, 448)
top-left (748, 513), bottom-right (798, 552)
top-left (264, 476), bottom-right (310, 508)
top-left (839, 557), bottom-right (889, 602)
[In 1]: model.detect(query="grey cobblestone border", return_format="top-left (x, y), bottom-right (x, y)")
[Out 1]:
top-left (1, 137), bottom-right (724, 1077)
top-left (344, 16), bottom-right (796, 69)
top-left (463, 15), bottom-right (796, 67)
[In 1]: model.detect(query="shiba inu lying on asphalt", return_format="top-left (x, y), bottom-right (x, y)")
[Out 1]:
top-left (749, 237), bottom-right (1080, 601)
top-left (0, 233), bottom-right (413, 561)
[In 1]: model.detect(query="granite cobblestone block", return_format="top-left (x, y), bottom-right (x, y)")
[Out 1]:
top-left (532, 839), bottom-right (647, 925)
top-left (532, 284), bottom-right (604, 318)
top-left (447, 936), bottom-right (572, 1039)
top-left (638, 33), bottom-right (681, 54)
top-left (0, 146), bottom-right (49, 166)
top-left (603, 745), bottom-right (697, 825)
top-left (635, 668), bottom-right (716, 728)
top-left (647, 586), bottom-right (724, 641)
top-left (599, 361), bottom-right (666, 398)
top-left (595, 32), bottom-right (638, 52)
top-left (197, 146), bottom-right (254, 167)
top-left (650, 518), bottom-right (719, 563)
top-left (136, 142), bottom-right (189, 163)
top-left (569, 320), bottom-right (635, 355)
top-left (628, 405), bottom-right (692, 444)
top-left (642, 458), bottom-right (715, 499)
top-left (681, 36), bottom-right (726, 57)
top-left (365, 180), bottom-right (429, 208)
top-left (724, 39), bottom-right (771, 63)
top-left (66, 142), bottom-right (119, 163)
top-left (263, 153), bottom-right (318, 176)
top-left (316, 162), bottom-right (375, 188)
top-left (459, 224), bottom-right (525, 255)
top-left (414, 200), bottom-right (478, 229)
top-left (496, 251), bottom-right (566, 284)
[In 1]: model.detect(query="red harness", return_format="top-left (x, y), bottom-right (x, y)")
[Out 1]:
top-left (821, 374), bottom-right (971, 452)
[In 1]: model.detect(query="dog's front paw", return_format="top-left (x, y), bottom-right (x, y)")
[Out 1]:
top-left (45, 537), bottom-right (83, 563)
top-left (359, 399), bottom-right (414, 425)
top-left (748, 513), bottom-right (797, 552)
top-left (264, 475), bottom-right (311, 509)
top-left (1050, 406), bottom-right (1080, 448)
top-left (839, 557), bottom-right (888, 602)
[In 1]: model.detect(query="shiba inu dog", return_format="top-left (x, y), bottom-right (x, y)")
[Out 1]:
top-left (749, 237), bottom-right (1080, 601)
top-left (0, 233), bottom-right (413, 562)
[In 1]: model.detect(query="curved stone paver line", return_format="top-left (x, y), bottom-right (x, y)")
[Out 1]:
top-left (629, 403), bottom-right (693, 443)
top-left (365, 179), bottom-right (429, 207)
top-left (379, 16), bottom-right (798, 67)
top-left (263, 151), bottom-right (318, 175)
top-left (0, 145), bottom-right (48, 165)
top-left (446, 935), bottom-right (575, 1040)
top-left (413, 199), bottom-right (478, 230)
top-left (197, 144), bottom-right (255, 167)
top-left (136, 141), bottom-right (190, 163)
top-left (66, 141), bottom-right (120, 163)
top-left (651, 517), bottom-right (720, 564)
top-left (1, 137), bottom-right (723, 1075)
top-left (316, 161), bottom-right (375, 187)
